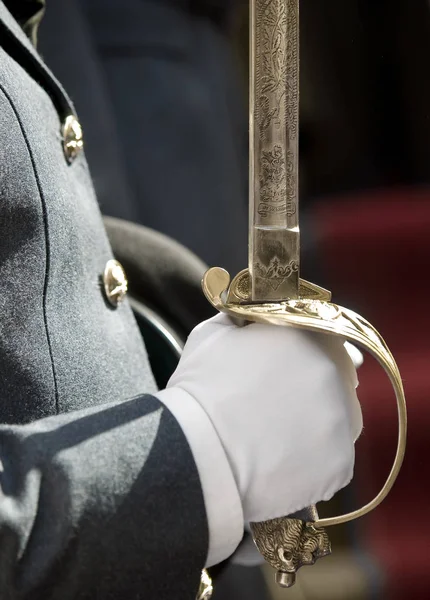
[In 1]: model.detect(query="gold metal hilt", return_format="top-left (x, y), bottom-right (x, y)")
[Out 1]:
top-left (202, 267), bottom-right (407, 586)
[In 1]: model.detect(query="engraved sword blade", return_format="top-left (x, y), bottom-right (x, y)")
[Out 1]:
top-left (249, 0), bottom-right (300, 302)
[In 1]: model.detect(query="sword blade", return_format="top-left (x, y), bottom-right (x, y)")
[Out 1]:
top-left (249, 0), bottom-right (300, 301)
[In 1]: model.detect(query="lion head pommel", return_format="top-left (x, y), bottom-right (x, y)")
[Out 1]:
top-left (250, 517), bottom-right (331, 575)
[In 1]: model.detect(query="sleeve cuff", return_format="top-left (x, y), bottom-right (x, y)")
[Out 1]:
top-left (155, 387), bottom-right (244, 567)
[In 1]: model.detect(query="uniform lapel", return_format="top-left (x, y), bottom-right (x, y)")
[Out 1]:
top-left (0, 0), bottom-right (74, 118)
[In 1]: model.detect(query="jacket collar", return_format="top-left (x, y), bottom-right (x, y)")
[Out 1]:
top-left (3, 0), bottom-right (45, 45)
top-left (0, 0), bottom-right (74, 118)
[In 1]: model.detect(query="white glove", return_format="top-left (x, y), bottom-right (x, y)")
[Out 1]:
top-left (156, 313), bottom-right (362, 567)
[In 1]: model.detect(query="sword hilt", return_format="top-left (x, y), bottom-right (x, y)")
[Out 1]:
top-left (202, 266), bottom-right (407, 589)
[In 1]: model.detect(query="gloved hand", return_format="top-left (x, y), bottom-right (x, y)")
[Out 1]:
top-left (156, 313), bottom-right (362, 566)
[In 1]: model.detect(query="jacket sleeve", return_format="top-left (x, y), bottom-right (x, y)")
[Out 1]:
top-left (0, 394), bottom-right (208, 600)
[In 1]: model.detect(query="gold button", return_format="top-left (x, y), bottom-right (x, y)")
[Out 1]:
top-left (103, 260), bottom-right (128, 307)
top-left (62, 115), bottom-right (83, 163)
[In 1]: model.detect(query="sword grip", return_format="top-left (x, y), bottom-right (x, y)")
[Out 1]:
top-left (228, 319), bottom-right (324, 585)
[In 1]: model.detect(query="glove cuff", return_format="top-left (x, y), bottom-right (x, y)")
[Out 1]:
top-left (156, 387), bottom-right (244, 566)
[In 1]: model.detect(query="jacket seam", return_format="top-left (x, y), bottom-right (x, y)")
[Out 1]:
top-left (0, 82), bottom-right (60, 414)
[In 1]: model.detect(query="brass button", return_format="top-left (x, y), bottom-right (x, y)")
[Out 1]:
top-left (62, 115), bottom-right (83, 163)
top-left (103, 260), bottom-right (128, 307)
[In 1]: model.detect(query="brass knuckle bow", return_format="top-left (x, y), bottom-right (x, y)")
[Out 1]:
top-left (202, 266), bottom-right (407, 586)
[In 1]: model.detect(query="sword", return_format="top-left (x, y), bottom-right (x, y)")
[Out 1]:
top-left (249, 0), bottom-right (327, 587)
top-left (202, 0), bottom-right (407, 592)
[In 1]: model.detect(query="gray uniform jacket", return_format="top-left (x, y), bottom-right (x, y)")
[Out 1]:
top-left (0, 2), bottom-right (207, 598)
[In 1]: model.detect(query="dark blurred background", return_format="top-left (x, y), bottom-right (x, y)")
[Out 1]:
top-left (39, 1), bottom-right (430, 598)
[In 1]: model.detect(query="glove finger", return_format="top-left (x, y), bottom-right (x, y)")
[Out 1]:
top-left (308, 332), bottom-right (363, 440)
top-left (168, 313), bottom-right (234, 386)
top-left (344, 342), bottom-right (364, 370)
top-left (315, 331), bottom-right (359, 389)
top-left (183, 312), bottom-right (233, 352)
top-left (324, 335), bottom-right (363, 440)
top-left (350, 388), bottom-right (364, 442)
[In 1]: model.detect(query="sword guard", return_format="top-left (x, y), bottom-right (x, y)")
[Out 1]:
top-left (224, 268), bottom-right (332, 304)
top-left (202, 266), bottom-right (406, 581)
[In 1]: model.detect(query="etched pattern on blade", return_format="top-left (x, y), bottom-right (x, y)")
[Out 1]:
top-left (250, 0), bottom-right (300, 300)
